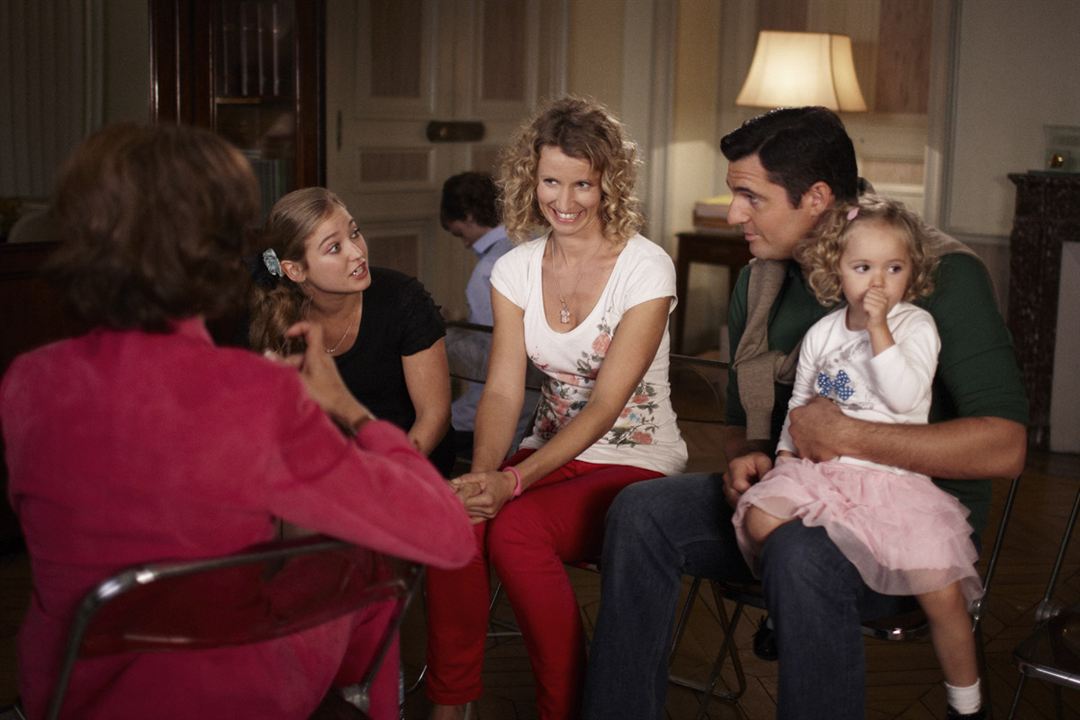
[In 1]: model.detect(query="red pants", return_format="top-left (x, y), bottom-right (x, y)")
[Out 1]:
top-left (425, 450), bottom-right (662, 718)
top-left (335, 600), bottom-right (401, 720)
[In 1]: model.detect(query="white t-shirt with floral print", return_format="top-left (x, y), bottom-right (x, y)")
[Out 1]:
top-left (490, 233), bottom-right (688, 475)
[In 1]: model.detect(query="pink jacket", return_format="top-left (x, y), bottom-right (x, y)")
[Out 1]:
top-left (1, 318), bottom-right (472, 719)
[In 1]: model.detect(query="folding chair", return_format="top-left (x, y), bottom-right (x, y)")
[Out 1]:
top-left (1008, 478), bottom-right (1080, 719)
top-left (39, 534), bottom-right (421, 720)
top-left (669, 474), bottom-right (1022, 719)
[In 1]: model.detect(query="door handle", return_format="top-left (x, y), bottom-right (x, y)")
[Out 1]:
top-left (426, 121), bottom-right (485, 143)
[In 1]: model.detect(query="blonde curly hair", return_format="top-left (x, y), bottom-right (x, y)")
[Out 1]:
top-left (796, 193), bottom-right (938, 307)
top-left (497, 95), bottom-right (644, 244)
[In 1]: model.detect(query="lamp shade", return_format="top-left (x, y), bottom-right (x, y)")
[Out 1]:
top-left (735, 30), bottom-right (867, 112)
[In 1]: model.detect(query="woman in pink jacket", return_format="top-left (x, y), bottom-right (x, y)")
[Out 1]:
top-left (0, 123), bottom-right (474, 719)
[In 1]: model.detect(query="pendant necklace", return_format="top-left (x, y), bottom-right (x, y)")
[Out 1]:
top-left (323, 302), bottom-right (362, 354)
top-left (550, 238), bottom-right (600, 325)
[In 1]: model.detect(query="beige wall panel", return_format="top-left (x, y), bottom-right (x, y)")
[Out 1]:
top-left (567, 0), bottom-right (624, 110)
top-left (874, 0), bottom-right (930, 113)
top-left (669, 0), bottom-right (725, 353)
top-left (358, 150), bottom-right (431, 184)
top-left (369, 0), bottom-right (424, 98)
top-left (480, 0), bottom-right (527, 102)
top-left (367, 232), bottom-right (421, 278)
top-left (860, 158), bottom-right (925, 186)
top-left (757, 0), bottom-right (808, 31)
top-left (806, 0), bottom-right (880, 110)
top-left (471, 145), bottom-right (503, 176)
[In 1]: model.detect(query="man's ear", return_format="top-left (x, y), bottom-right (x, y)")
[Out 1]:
top-left (801, 181), bottom-right (835, 218)
top-left (281, 259), bottom-right (305, 283)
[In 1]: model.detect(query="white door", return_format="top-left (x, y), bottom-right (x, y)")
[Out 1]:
top-left (326, 0), bottom-right (566, 320)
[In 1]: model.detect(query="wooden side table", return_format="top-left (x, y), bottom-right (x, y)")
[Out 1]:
top-left (672, 229), bottom-right (752, 354)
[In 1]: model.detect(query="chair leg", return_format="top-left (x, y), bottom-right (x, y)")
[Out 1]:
top-left (1007, 673), bottom-right (1027, 719)
top-left (695, 598), bottom-right (748, 718)
top-left (486, 580), bottom-right (522, 639)
top-left (668, 576), bottom-right (702, 663)
top-left (668, 581), bottom-right (750, 714)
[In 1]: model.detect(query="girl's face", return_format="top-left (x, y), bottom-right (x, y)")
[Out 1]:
top-left (838, 219), bottom-right (912, 319)
top-left (535, 145), bottom-right (603, 242)
top-left (283, 205), bottom-right (371, 295)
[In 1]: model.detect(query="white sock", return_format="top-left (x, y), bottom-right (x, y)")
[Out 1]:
top-left (945, 679), bottom-right (981, 714)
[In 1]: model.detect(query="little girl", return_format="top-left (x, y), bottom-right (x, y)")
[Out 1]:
top-left (732, 195), bottom-right (985, 720)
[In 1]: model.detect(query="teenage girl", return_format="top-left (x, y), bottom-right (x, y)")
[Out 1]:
top-left (733, 194), bottom-right (986, 720)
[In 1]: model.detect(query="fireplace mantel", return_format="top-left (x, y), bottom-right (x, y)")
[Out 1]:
top-left (1007, 172), bottom-right (1080, 448)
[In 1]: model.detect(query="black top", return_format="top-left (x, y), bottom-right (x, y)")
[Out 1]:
top-left (333, 267), bottom-right (454, 476)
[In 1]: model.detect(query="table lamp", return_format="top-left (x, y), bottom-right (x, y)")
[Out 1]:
top-left (735, 30), bottom-right (867, 112)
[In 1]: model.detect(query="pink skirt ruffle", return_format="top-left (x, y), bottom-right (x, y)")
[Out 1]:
top-left (732, 457), bottom-right (982, 603)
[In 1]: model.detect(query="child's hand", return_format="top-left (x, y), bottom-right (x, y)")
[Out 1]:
top-left (862, 288), bottom-right (896, 355)
top-left (862, 287), bottom-right (890, 329)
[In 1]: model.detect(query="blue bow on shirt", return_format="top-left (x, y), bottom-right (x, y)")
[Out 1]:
top-left (816, 369), bottom-right (855, 401)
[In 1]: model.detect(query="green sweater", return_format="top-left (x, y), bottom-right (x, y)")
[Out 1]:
top-left (725, 253), bottom-right (1028, 534)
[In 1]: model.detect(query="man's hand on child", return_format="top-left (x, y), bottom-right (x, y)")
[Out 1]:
top-left (722, 452), bottom-right (773, 508)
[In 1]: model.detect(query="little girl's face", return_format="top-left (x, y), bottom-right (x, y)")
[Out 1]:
top-left (838, 219), bottom-right (912, 326)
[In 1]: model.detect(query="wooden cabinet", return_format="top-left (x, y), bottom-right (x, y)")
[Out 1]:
top-left (150, 0), bottom-right (325, 206)
top-left (672, 230), bottom-right (752, 355)
top-left (1007, 172), bottom-right (1080, 448)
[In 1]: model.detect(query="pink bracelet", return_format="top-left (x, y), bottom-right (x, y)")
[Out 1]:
top-left (504, 465), bottom-right (524, 498)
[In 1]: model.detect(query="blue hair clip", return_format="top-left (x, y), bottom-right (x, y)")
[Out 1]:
top-left (262, 248), bottom-right (283, 278)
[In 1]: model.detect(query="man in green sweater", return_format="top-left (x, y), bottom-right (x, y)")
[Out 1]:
top-left (584, 107), bottom-right (1027, 720)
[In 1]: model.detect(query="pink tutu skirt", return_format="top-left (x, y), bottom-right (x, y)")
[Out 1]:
top-left (732, 457), bottom-right (982, 603)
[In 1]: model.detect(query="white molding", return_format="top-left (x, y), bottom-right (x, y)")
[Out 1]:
top-left (924, 0), bottom-right (960, 230)
top-left (621, 0), bottom-right (675, 249)
top-left (545, 0), bottom-right (569, 101)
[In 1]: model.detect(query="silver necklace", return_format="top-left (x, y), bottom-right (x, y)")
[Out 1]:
top-left (324, 303), bottom-right (361, 354)
top-left (550, 239), bottom-right (600, 325)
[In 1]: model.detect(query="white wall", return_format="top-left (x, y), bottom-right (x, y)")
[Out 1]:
top-left (943, 0), bottom-right (1080, 239)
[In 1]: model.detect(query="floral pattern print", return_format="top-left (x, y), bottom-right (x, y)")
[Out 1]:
top-left (529, 316), bottom-right (662, 447)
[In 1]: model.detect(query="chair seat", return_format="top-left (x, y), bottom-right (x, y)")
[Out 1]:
top-left (861, 607), bottom-right (929, 641)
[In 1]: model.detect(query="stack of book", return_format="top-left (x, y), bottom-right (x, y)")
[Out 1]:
top-left (692, 194), bottom-right (733, 231)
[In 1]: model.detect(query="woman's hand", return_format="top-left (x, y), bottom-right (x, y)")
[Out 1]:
top-left (272, 321), bottom-right (374, 430)
top-left (449, 470), bottom-right (517, 524)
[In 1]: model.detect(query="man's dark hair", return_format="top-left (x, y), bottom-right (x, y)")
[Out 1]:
top-left (440, 171), bottom-right (500, 229)
top-left (720, 107), bottom-right (858, 207)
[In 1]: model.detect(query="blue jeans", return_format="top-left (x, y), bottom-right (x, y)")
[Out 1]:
top-left (582, 472), bottom-right (912, 720)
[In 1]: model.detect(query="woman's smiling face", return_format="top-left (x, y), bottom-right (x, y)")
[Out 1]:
top-left (535, 145), bottom-right (603, 241)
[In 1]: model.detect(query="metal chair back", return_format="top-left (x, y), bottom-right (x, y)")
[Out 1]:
top-left (47, 535), bottom-right (421, 720)
top-left (1008, 480), bottom-right (1080, 718)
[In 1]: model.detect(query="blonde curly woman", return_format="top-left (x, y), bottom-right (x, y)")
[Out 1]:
top-left (425, 96), bottom-right (687, 719)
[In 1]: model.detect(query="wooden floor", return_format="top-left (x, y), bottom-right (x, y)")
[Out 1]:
top-left (1, 451), bottom-right (1078, 719)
